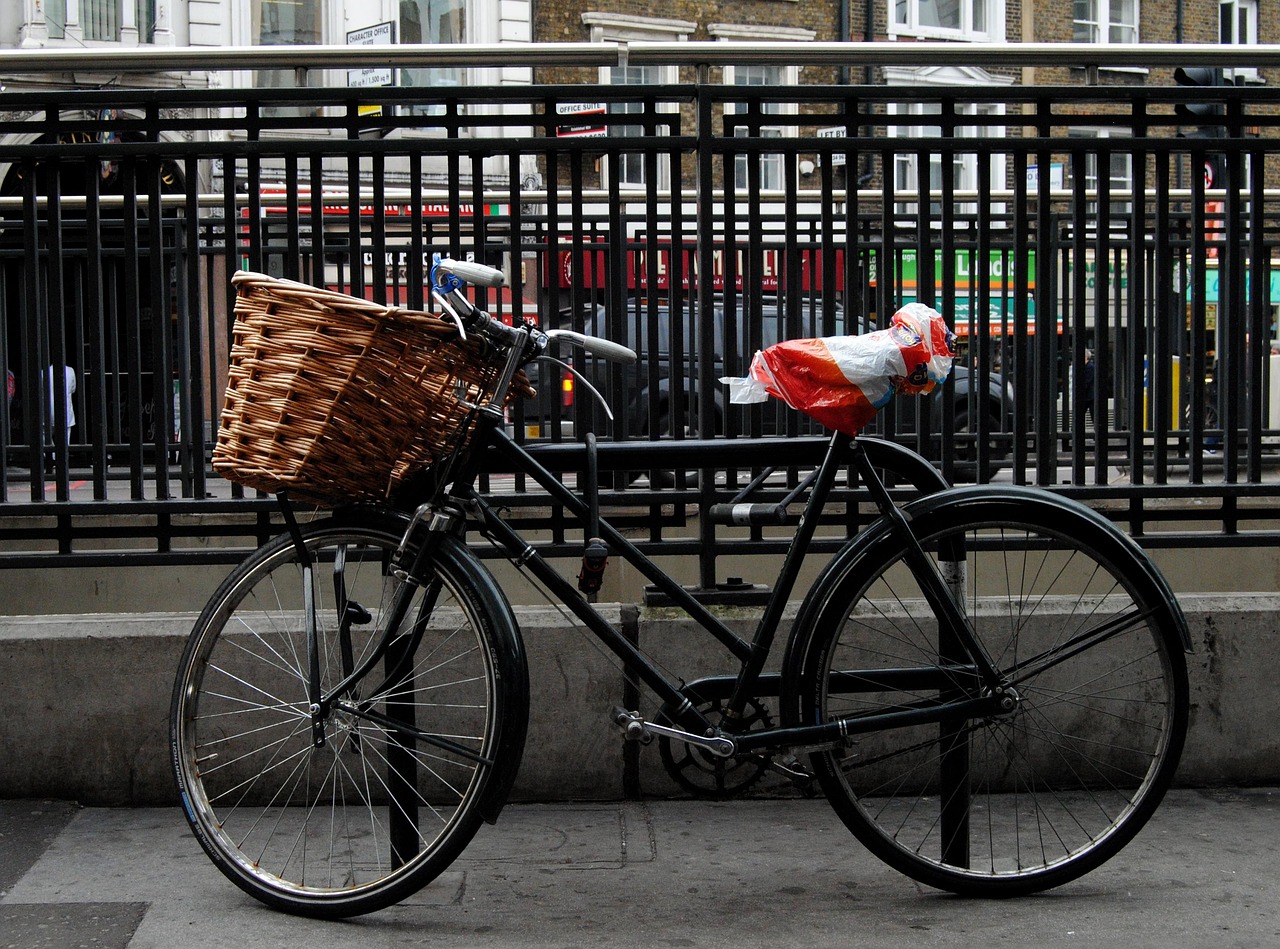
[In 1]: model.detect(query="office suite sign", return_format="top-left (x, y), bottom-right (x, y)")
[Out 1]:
top-left (555, 102), bottom-right (607, 138)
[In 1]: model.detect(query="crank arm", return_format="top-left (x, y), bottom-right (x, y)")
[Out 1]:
top-left (611, 707), bottom-right (736, 758)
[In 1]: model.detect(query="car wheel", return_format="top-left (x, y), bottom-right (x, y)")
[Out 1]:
top-left (950, 409), bottom-right (1007, 481)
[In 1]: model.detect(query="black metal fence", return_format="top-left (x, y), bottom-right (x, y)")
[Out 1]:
top-left (3, 43), bottom-right (1280, 576)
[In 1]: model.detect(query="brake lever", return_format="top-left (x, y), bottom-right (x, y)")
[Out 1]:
top-left (538, 355), bottom-right (614, 423)
top-left (430, 288), bottom-right (468, 340)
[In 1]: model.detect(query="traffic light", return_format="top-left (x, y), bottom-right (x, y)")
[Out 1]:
top-left (1175, 66), bottom-right (1226, 188)
top-left (1174, 66), bottom-right (1225, 131)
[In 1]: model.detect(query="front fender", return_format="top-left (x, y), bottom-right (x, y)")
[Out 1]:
top-left (330, 506), bottom-right (530, 824)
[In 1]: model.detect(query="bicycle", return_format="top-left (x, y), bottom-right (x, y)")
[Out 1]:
top-left (171, 258), bottom-right (1191, 918)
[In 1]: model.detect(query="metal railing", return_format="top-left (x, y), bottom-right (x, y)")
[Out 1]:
top-left (2, 42), bottom-right (1279, 581)
top-left (3, 39), bottom-right (1280, 72)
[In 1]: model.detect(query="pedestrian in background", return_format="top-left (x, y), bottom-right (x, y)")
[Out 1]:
top-left (45, 363), bottom-right (76, 449)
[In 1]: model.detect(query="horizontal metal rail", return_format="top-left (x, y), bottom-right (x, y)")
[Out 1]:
top-left (2, 41), bottom-right (1280, 74)
top-left (0, 183), bottom-right (1264, 211)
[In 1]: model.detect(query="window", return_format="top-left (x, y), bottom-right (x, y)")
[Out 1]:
top-left (1073, 0), bottom-right (1138, 44)
top-left (45, 0), bottom-right (157, 42)
top-left (1221, 0), bottom-right (1257, 43)
top-left (609, 64), bottom-right (666, 189)
top-left (896, 103), bottom-right (1003, 220)
top-left (1221, 0), bottom-right (1259, 84)
top-left (252, 0), bottom-right (323, 116)
top-left (400, 0), bottom-right (467, 115)
top-left (1069, 129), bottom-right (1135, 225)
top-left (727, 65), bottom-right (791, 193)
top-left (583, 14), bottom-right (693, 192)
top-left (890, 101), bottom-right (1007, 221)
top-left (891, 0), bottom-right (1001, 41)
top-left (883, 67), bottom-right (1012, 224)
top-left (135, 0), bottom-right (156, 42)
top-left (84, 0), bottom-right (121, 40)
top-left (715, 23), bottom-right (811, 193)
top-left (46, 1), bottom-right (67, 38)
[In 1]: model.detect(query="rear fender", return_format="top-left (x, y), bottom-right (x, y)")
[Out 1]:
top-left (779, 485), bottom-right (1191, 724)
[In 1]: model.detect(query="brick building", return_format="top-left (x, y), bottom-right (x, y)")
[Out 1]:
top-left (536, 0), bottom-right (1270, 87)
top-left (531, 1), bottom-right (1273, 200)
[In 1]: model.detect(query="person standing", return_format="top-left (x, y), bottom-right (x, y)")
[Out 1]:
top-left (1081, 349), bottom-right (1096, 424)
top-left (4, 367), bottom-right (13, 441)
top-left (45, 363), bottom-right (77, 448)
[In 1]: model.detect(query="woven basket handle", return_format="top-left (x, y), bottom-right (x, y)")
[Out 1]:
top-left (232, 270), bottom-right (454, 334)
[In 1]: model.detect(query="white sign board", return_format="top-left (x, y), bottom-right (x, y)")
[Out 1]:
top-left (816, 126), bottom-right (847, 167)
top-left (347, 21), bottom-right (395, 88)
top-left (556, 102), bottom-right (607, 138)
top-left (1025, 163), bottom-right (1066, 192)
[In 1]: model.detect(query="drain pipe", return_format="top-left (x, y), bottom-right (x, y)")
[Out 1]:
top-left (838, 0), bottom-right (850, 84)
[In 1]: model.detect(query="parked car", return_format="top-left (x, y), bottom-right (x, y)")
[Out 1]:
top-left (518, 296), bottom-right (1013, 479)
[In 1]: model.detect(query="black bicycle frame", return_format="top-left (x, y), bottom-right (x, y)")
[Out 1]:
top-left (286, 417), bottom-right (1004, 762)
top-left (449, 426), bottom-right (1004, 751)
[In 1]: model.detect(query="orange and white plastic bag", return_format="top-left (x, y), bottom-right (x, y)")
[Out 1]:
top-left (721, 303), bottom-right (955, 437)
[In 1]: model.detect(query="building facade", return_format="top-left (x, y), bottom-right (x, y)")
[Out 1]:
top-left (3, 2), bottom-right (533, 91)
top-left (523, 0), bottom-right (1276, 210)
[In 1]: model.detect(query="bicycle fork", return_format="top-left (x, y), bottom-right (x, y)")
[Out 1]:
top-left (276, 493), bottom-right (483, 760)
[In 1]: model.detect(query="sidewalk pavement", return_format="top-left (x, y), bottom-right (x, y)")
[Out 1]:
top-left (2, 790), bottom-right (1278, 949)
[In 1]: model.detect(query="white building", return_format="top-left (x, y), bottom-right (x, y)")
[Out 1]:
top-left (2, 2), bottom-right (537, 191)
top-left (6, 1), bottom-right (530, 72)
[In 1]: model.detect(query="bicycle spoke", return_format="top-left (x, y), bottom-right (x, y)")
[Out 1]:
top-left (800, 501), bottom-right (1186, 895)
top-left (172, 518), bottom-right (523, 917)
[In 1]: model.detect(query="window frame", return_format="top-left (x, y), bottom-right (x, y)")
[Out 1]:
top-left (246, 0), bottom-right (326, 118)
top-left (1068, 127), bottom-right (1136, 228)
top-left (583, 13), bottom-right (694, 192)
top-left (889, 0), bottom-right (1004, 43)
top-left (724, 63), bottom-right (796, 194)
top-left (1072, 0), bottom-right (1140, 45)
top-left (607, 62), bottom-right (676, 190)
top-left (399, 0), bottom-right (469, 118)
top-left (1221, 0), bottom-right (1260, 85)
top-left (42, 0), bottom-right (157, 44)
top-left (712, 22), bottom-right (813, 195)
top-left (883, 66), bottom-right (1013, 225)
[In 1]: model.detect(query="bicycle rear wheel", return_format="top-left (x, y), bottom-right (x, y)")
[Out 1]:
top-left (791, 490), bottom-right (1188, 896)
top-left (171, 510), bottom-right (528, 917)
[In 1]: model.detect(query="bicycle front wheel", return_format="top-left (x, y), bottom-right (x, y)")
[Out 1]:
top-left (791, 491), bottom-right (1188, 896)
top-left (171, 510), bottom-right (528, 917)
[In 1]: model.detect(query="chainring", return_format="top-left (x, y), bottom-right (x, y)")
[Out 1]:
top-left (656, 694), bottom-right (774, 799)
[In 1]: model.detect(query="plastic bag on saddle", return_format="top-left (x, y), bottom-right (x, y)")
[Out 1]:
top-left (720, 303), bottom-right (955, 437)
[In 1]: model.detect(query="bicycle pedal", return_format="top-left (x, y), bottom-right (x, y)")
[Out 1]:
top-left (577, 537), bottom-right (609, 595)
top-left (610, 707), bottom-right (653, 744)
top-left (767, 755), bottom-right (815, 789)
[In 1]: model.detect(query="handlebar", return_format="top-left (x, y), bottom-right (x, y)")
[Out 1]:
top-left (434, 257), bottom-right (506, 289)
top-left (546, 329), bottom-right (637, 365)
top-left (429, 255), bottom-right (514, 344)
top-left (430, 255), bottom-right (637, 366)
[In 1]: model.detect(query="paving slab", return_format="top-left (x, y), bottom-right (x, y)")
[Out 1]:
top-left (1, 790), bottom-right (1278, 949)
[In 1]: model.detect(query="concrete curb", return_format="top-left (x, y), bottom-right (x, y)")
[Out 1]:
top-left (2, 593), bottom-right (1278, 804)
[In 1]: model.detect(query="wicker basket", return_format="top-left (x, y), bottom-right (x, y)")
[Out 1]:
top-left (213, 271), bottom-right (531, 506)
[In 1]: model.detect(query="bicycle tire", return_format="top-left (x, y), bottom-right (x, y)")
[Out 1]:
top-left (171, 509), bottom-right (528, 918)
top-left (788, 488), bottom-right (1189, 897)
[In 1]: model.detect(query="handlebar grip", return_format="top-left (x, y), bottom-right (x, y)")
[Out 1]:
top-left (436, 258), bottom-right (506, 288)
top-left (707, 503), bottom-right (789, 526)
top-left (547, 329), bottom-right (637, 365)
